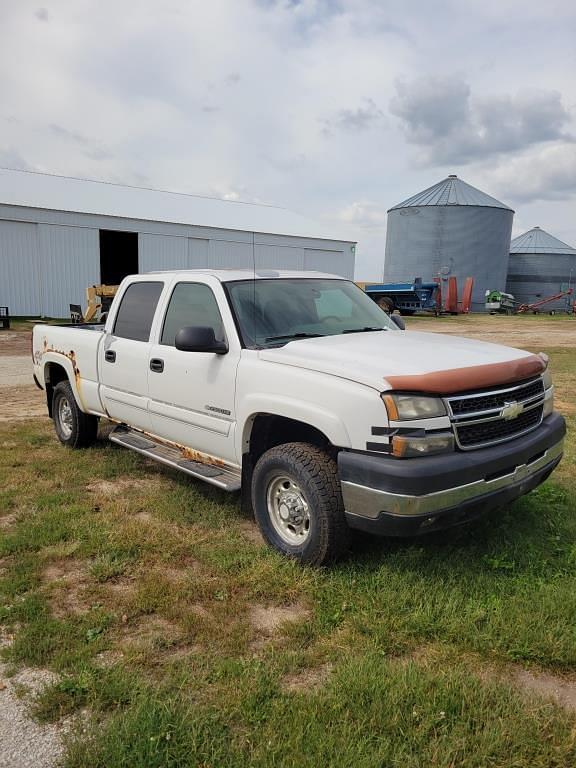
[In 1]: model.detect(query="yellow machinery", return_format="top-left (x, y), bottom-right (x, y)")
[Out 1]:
top-left (70, 285), bottom-right (119, 323)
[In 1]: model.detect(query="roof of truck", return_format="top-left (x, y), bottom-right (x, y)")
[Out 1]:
top-left (145, 269), bottom-right (347, 282)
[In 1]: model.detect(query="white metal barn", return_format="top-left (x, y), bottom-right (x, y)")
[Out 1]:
top-left (0, 169), bottom-right (356, 317)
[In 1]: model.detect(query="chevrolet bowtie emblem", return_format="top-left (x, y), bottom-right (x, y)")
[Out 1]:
top-left (501, 400), bottom-right (524, 420)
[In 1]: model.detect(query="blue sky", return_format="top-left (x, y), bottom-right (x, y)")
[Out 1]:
top-left (1, 0), bottom-right (575, 278)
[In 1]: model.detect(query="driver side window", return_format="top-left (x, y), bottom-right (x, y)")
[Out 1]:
top-left (161, 282), bottom-right (225, 346)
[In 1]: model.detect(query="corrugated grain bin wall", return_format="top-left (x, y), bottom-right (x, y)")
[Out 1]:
top-left (506, 227), bottom-right (576, 310)
top-left (384, 175), bottom-right (514, 309)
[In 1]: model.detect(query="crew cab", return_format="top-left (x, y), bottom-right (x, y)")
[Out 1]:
top-left (32, 270), bottom-right (565, 565)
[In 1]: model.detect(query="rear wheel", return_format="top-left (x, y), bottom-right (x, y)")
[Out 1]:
top-left (52, 380), bottom-right (98, 448)
top-left (252, 443), bottom-right (349, 566)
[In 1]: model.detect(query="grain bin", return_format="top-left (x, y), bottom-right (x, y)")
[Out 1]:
top-left (506, 227), bottom-right (576, 311)
top-left (384, 175), bottom-right (514, 309)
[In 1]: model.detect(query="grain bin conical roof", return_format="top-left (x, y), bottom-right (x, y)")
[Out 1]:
top-left (388, 174), bottom-right (513, 212)
top-left (510, 226), bottom-right (576, 255)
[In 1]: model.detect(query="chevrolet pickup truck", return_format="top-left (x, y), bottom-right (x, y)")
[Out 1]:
top-left (32, 270), bottom-right (565, 565)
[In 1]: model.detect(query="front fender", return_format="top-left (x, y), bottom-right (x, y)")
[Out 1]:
top-left (238, 393), bottom-right (351, 457)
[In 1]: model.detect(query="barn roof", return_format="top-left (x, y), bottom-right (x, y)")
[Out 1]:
top-left (0, 167), bottom-right (352, 242)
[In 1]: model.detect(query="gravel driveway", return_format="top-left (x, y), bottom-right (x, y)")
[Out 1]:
top-left (0, 636), bottom-right (65, 768)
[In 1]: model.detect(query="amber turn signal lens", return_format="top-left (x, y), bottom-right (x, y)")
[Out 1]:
top-left (382, 394), bottom-right (399, 420)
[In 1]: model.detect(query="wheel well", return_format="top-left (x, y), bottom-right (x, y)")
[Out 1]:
top-left (248, 414), bottom-right (333, 463)
top-left (44, 363), bottom-right (69, 417)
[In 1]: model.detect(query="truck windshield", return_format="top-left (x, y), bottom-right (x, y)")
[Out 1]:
top-left (225, 278), bottom-right (397, 348)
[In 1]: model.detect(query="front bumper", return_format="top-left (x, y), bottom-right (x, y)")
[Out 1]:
top-left (339, 412), bottom-right (565, 537)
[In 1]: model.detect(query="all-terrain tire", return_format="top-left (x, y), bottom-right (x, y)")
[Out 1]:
top-left (252, 442), bottom-right (349, 566)
top-left (52, 380), bottom-right (98, 448)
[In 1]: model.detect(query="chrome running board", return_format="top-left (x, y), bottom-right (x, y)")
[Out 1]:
top-left (109, 426), bottom-right (241, 492)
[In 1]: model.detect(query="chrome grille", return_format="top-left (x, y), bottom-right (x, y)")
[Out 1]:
top-left (449, 378), bottom-right (543, 417)
top-left (445, 377), bottom-right (546, 450)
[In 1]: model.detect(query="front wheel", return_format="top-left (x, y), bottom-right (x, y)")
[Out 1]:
top-left (53, 380), bottom-right (98, 448)
top-left (252, 443), bottom-right (349, 566)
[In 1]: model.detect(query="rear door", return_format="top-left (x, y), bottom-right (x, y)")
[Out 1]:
top-left (147, 279), bottom-right (241, 464)
top-left (99, 280), bottom-right (164, 431)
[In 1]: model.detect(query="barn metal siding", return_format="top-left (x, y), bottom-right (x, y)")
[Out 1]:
top-left (255, 244), bottom-right (305, 270)
top-left (506, 253), bottom-right (576, 310)
top-left (211, 240), bottom-right (254, 269)
top-left (139, 233), bottom-right (188, 272)
top-left (38, 224), bottom-right (100, 317)
top-left (0, 220), bottom-right (40, 315)
top-left (304, 249), bottom-right (354, 278)
top-left (188, 238), bottom-right (210, 267)
top-left (384, 206), bottom-right (513, 308)
top-left (0, 201), bottom-right (355, 317)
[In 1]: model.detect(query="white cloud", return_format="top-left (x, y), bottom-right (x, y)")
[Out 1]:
top-left (338, 201), bottom-right (387, 228)
top-left (0, 0), bottom-right (575, 278)
top-left (391, 76), bottom-right (573, 165)
top-left (479, 142), bottom-right (576, 204)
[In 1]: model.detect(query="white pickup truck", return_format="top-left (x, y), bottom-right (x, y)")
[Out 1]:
top-left (32, 270), bottom-right (565, 565)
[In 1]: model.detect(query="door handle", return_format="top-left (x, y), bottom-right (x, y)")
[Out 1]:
top-left (105, 350), bottom-right (116, 363)
top-left (150, 358), bottom-right (164, 373)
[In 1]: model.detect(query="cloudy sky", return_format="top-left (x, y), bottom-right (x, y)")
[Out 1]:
top-left (1, 0), bottom-right (575, 278)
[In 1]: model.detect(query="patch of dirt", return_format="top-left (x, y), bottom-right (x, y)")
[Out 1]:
top-left (407, 316), bottom-right (576, 350)
top-left (86, 477), bottom-right (159, 496)
top-left (157, 566), bottom-right (190, 584)
top-left (42, 560), bottom-right (92, 618)
top-left (118, 615), bottom-right (188, 658)
top-left (0, 384), bottom-right (46, 422)
top-left (282, 663), bottom-right (333, 693)
top-left (42, 560), bottom-right (87, 585)
top-left (94, 649), bottom-right (124, 669)
top-left (237, 519), bottom-right (264, 546)
top-left (0, 331), bottom-right (31, 356)
top-left (105, 578), bottom-right (137, 598)
top-left (424, 645), bottom-right (576, 715)
top-left (554, 398), bottom-right (576, 416)
top-left (189, 603), bottom-right (210, 618)
top-left (509, 668), bottom-right (576, 712)
top-left (249, 603), bottom-right (310, 637)
top-left (0, 513), bottom-right (18, 530)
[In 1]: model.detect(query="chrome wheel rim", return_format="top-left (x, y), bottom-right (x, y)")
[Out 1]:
top-left (266, 474), bottom-right (311, 546)
top-left (58, 396), bottom-right (73, 438)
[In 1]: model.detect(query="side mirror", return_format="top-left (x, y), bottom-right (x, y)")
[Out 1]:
top-left (175, 326), bottom-right (228, 354)
top-left (391, 314), bottom-right (406, 331)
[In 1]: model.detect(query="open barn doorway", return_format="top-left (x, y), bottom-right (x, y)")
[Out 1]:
top-left (99, 230), bottom-right (138, 285)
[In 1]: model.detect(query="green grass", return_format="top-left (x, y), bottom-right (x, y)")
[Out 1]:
top-left (1, 345), bottom-right (575, 766)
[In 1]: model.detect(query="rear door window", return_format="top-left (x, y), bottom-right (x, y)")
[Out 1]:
top-left (113, 281), bottom-right (164, 342)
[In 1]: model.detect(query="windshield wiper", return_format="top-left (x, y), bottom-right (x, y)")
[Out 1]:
top-left (265, 332), bottom-right (325, 343)
top-left (341, 326), bottom-right (387, 334)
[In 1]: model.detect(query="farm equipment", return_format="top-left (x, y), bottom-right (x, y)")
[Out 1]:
top-left (0, 306), bottom-right (10, 330)
top-left (485, 287), bottom-right (575, 315)
top-left (363, 276), bottom-right (473, 316)
top-left (363, 278), bottom-right (440, 315)
top-left (485, 290), bottom-right (516, 315)
top-left (439, 276), bottom-right (474, 314)
top-left (70, 285), bottom-right (119, 324)
top-left (517, 288), bottom-right (574, 315)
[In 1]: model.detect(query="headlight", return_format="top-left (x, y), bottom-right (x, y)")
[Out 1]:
top-left (542, 368), bottom-right (553, 390)
top-left (382, 393), bottom-right (447, 420)
top-left (392, 433), bottom-right (454, 458)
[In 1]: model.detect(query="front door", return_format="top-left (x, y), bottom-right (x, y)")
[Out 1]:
top-left (99, 280), bottom-right (164, 432)
top-left (147, 281), bottom-right (240, 464)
